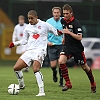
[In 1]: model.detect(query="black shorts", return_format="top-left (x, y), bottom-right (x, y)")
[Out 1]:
top-left (60, 46), bottom-right (86, 65)
top-left (48, 45), bottom-right (63, 61)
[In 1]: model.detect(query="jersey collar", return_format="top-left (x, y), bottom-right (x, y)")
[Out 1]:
top-left (64, 16), bottom-right (74, 23)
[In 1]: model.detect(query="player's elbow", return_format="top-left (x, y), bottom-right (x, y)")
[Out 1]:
top-left (77, 34), bottom-right (82, 41)
top-left (78, 37), bottom-right (82, 41)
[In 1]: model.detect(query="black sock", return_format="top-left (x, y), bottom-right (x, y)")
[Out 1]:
top-left (85, 69), bottom-right (95, 84)
top-left (59, 67), bottom-right (63, 78)
top-left (59, 68), bottom-right (63, 84)
top-left (51, 67), bottom-right (57, 77)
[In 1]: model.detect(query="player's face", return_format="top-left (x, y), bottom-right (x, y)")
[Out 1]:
top-left (52, 9), bottom-right (61, 21)
top-left (28, 14), bottom-right (38, 25)
top-left (63, 10), bottom-right (73, 21)
top-left (19, 18), bottom-right (24, 26)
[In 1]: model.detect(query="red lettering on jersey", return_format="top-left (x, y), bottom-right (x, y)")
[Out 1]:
top-left (33, 34), bottom-right (40, 39)
top-left (20, 33), bottom-right (23, 36)
top-left (38, 26), bottom-right (41, 29)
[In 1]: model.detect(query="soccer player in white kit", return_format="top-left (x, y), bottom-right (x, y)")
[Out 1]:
top-left (12, 15), bottom-right (29, 72)
top-left (9, 10), bottom-right (59, 96)
top-left (12, 15), bottom-right (27, 54)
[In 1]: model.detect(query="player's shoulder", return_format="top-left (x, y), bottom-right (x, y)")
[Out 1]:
top-left (38, 19), bottom-right (48, 25)
top-left (46, 17), bottom-right (53, 22)
top-left (73, 18), bottom-right (81, 26)
top-left (24, 23), bottom-right (28, 26)
top-left (24, 23), bottom-right (31, 29)
top-left (14, 24), bottom-right (20, 29)
top-left (74, 18), bottom-right (80, 23)
top-left (38, 19), bottom-right (52, 28)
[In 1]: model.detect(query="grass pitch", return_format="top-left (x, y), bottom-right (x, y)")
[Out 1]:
top-left (0, 64), bottom-right (100, 100)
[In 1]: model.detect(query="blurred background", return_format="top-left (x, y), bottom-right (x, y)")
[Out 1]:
top-left (0, 0), bottom-right (100, 68)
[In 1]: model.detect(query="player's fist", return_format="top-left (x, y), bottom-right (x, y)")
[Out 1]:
top-left (9, 42), bottom-right (14, 48)
top-left (57, 29), bottom-right (63, 35)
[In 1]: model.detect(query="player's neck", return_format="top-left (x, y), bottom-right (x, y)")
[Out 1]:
top-left (54, 17), bottom-right (60, 22)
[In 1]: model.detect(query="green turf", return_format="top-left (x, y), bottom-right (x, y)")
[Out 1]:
top-left (0, 65), bottom-right (100, 100)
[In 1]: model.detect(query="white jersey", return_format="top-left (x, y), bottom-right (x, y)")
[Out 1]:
top-left (14, 19), bottom-right (58, 52)
top-left (12, 23), bottom-right (27, 42)
top-left (12, 23), bottom-right (27, 54)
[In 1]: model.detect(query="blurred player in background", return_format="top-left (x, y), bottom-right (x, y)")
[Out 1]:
top-left (12, 15), bottom-right (29, 72)
top-left (9, 10), bottom-right (59, 96)
top-left (46, 7), bottom-right (64, 86)
top-left (58, 4), bottom-right (96, 93)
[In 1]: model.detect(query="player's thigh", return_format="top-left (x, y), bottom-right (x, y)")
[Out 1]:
top-left (59, 46), bottom-right (71, 64)
top-left (14, 58), bottom-right (27, 71)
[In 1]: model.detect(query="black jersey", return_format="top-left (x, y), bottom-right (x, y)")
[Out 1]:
top-left (61, 16), bottom-right (84, 52)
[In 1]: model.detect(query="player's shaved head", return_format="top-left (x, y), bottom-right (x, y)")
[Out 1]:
top-left (28, 10), bottom-right (37, 17)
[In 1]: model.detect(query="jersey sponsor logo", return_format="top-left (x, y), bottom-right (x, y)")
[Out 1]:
top-left (20, 33), bottom-right (23, 36)
top-left (38, 26), bottom-right (41, 29)
top-left (69, 25), bottom-right (73, 28)
top-left (60, 52), bottom-right (65, 55)
top-left (78, 28), bottom-right (82, 31)
top-left (32, 33), bottom-right (40, 39)
top-left (69, 29), bottom-right (73, 32)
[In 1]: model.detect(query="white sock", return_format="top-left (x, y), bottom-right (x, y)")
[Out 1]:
top-left (14, 70), bottom-right (24, 86)
top-left (35, 71), bottom-right (44, 93)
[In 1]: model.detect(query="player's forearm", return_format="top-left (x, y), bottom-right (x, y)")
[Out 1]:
top-left (69, 31), bottom-right (82, 40)
top-left (12, 36), bottom-right (17, 42)
top-left (13, 39), bottom-right (27, 46)
top-left (12, 33), bottom-right (17, 42)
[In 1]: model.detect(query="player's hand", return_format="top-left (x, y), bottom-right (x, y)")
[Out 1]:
top-left (47, 42), bottom-right (54, 46)
top-left (9, 42), bottom-right (14, 48)
top-left (62, 27), bottom-right (70, 34)
top-left (57, 29), bottom-right (63, 35)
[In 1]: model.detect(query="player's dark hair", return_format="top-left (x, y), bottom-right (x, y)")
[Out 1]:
top-left (63, 4), bottom-right (73, 14)
top-left (28, 10), bottom-right (37, 16)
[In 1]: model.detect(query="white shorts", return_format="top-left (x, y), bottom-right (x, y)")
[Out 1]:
top-left (20, 49), bottom-right (46, 67)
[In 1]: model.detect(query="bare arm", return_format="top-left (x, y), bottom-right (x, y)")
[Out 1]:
top-left (62, 27), bottom-right (82, 41)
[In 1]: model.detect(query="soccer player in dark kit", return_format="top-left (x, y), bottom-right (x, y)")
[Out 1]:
top-left (58, 4), bottom-right (96, 93)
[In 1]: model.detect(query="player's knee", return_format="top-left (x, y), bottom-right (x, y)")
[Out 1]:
top-left (50, 63), bottom-right (57, 68)
top-left (13, 65), bottom-right (22, 71)
top-left (81, 63), bottom-right (89, 71)
top-left (59, 59), bottom-right (66, 64)
top-left (13, 66), bottom-right (18, 71)
top-left (33, 67), bottom-right (40, 72)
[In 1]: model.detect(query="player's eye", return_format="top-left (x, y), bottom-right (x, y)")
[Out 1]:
top-left (63, 13), bottom-right (69, 15)
top-left (28, 17), bottom-right (33, 19)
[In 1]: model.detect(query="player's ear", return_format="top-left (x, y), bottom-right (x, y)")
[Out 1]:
top-left (36, 16), bottom-right (38, 19)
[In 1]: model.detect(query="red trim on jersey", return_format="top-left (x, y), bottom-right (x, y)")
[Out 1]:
top-left (63, 16), bottom-right (75, 23)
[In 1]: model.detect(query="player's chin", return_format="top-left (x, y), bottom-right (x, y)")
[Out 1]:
top-left (29, 22), bottom-right (34, 25)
